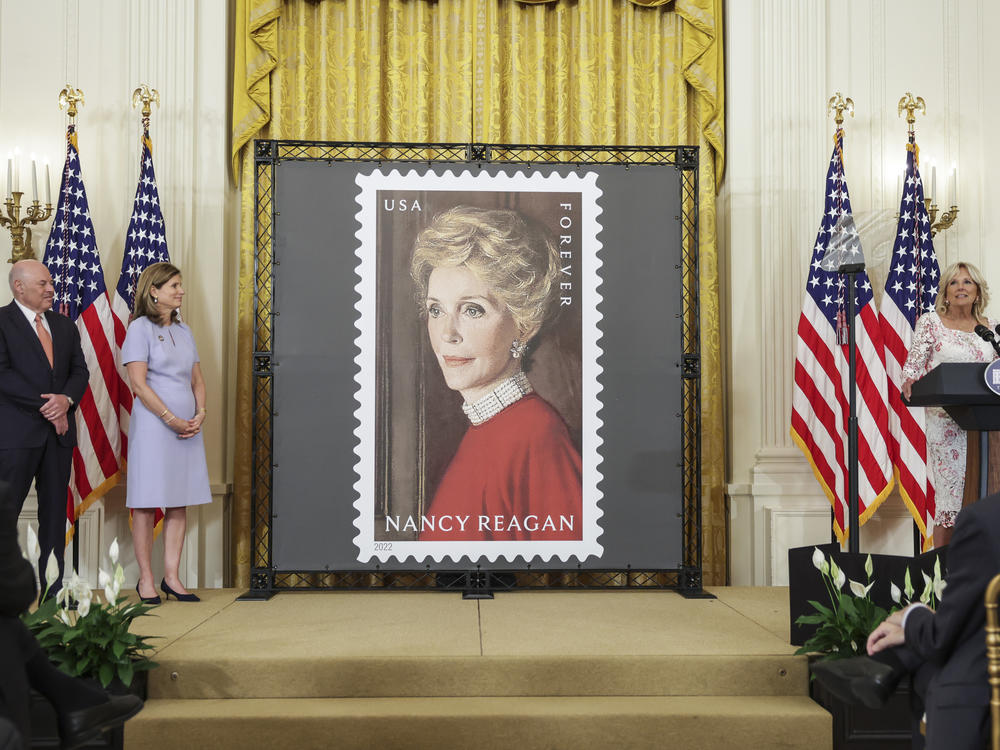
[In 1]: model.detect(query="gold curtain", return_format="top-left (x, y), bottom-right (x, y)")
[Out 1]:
top-left (232, 0), bottom-right (726, 586)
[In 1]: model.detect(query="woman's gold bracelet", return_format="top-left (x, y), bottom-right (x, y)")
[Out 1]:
top-left (164, 415), bottom-right (175, 425)
top-left (198, 407), bottom-right (207, 415)
top-left (158, 408), bottom-right (169, 418)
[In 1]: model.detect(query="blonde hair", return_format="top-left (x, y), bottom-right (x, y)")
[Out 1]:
top-left (132, 262), bottom-right (182, 325)
top-left (409, 206), bottom-right (560, 336)
top-left (935, 261), bottom-right (990, 323)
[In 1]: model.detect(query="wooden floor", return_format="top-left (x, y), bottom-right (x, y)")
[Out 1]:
top-left (123, 586), bottom-right (831, 749)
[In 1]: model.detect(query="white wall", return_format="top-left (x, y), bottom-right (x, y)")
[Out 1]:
top-left (0, 0), bottom-right (237, 588)
top-left (722, 0), bottom-right (999, 584)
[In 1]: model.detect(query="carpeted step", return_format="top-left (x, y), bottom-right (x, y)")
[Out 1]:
top-left (148, 653), bottom-right (807, 699)
top-left (125, 695), bottom-right (831, 750)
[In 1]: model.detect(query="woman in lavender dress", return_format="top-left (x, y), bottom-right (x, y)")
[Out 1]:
top-left (902, 261), bottom-right (997, 547)
top-left (121, 263), bottom-right (211, 603)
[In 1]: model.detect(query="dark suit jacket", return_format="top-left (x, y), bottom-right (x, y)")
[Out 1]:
top-left (0, 485), bottom-right (37, 748)
top-left (0, 498), bottom-right (36, 618)
top-left (904, 493), bottom-right (1000, 749)
top-left (0, 301), bottom-right (88, 450)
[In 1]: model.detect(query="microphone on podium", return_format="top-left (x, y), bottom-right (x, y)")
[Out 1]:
top-left (974, 324), bottom-right (1000, 358)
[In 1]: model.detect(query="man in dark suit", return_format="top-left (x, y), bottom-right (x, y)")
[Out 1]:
top-left (813, 493), bottom-right (1000, 750)
top-left (0, 483), bottom-right (142, 749)
top-left (0, 260), bottom-right (88, 597)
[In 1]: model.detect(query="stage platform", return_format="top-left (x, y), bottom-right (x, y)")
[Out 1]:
top-left (124, 587), bottom-right (830, 749)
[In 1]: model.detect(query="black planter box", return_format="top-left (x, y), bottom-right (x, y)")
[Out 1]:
top-left (788, 545), bottom-right (947, 646)
top-left (29, 672), bottom-right (147, 750)
top-left (809, 666), bottom-right (923, 750)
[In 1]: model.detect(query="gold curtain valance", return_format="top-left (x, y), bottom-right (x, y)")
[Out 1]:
top-left (515, 0), bottom-right (674, 5)
top-left (232, 0), bottom-right (722, 184)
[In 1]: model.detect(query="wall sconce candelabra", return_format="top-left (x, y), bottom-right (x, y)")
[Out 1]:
top-left (895, 92), bottom-right (959, 239)
top-left (1, 192), bottom-right (53, 263)
top-left (926, 199), bottom-right (959, 238)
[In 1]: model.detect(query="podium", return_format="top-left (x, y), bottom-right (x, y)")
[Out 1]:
top-left (908, 362), bottom-right (1000, 498)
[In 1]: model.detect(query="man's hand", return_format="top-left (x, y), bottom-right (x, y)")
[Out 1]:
top-left (866, 602), bottom-right (926, 655)
top-left (885, 609), bottom-right (905, 627)
top-left (39, 393), bottom-right (70, 421)
top-left (53, 414), bottom-right (69, 436)
top-left (867, 620), bottom-right (905, 654)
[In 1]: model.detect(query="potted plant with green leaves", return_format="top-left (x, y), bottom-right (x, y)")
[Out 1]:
top-left (795, 547), bottom-right (944, 660)
top-left (21, 529), bottom-right (159, 691)
top-left (796, 547), bottom-right (945, 750)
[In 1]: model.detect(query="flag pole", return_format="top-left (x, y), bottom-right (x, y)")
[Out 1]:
top-left (840, 261), bottom-right (863, 554)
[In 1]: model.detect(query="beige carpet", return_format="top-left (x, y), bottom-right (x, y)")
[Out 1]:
top-left (124, 586), bottom-right (830, 749)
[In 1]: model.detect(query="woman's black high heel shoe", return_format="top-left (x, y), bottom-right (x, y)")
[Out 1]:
top-left (161, 579), bottom-right (200, 602)
top-left (135, 582), bottom-right (161, 605)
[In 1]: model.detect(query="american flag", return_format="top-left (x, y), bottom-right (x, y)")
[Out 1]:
top-left (878, 133), bottom-right (939, 545)
top-left (111, 126), bottom-right (170, 457)
top-left (791, 128), bottom-right (895, 544)
top-left (42, 126), bottom-right (125, 543)
top-left (112, 123), bottom-right (170, 534)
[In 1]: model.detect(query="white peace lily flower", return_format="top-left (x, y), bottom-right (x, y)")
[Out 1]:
top-left (830, 559), bottom-right (845, 589)
top-left (58, 609), bottom-right (72, 626)
top-left (931, 558), bottom-right (945, 602)
top-left (919, 572), bottom-right (933, 604)
top-left (65, 571), bottom-right (87, 597)
top-left (109, 579), bottom-right (122, 605)
top-left (44, 551), bottom-right (60, 589)
top-left (114, 565), bottom-right (126, 587)
top-left (890, 582), bottom-right (902, 604)
top-left (99, 568), bottom-right (118, 605)
top-left (25, 525), bottom-right (39, 563)
top-left (903, 568), bottom-right (914, 599)
top-left (63, 571), bottom-right (93, 615)
top-left (109, 537), bottom-right (119, 565)
top-left (934, 578), bottom-right (948, 600)
top-left (812, 547), bottom-right (825, 571)
top-left (849, 579), bottom-right (867, 598)
top-left (77, 596), bottom-right (91, 617)
top-left (864, 554), bottom-right (873, 579)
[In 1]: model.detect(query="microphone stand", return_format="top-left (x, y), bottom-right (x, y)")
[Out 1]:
top-left (975, 326), bottom-right (1000, 359)
top-left (972, 325), bottom-right (1000, 498)
top-left (839, 261), bottom-right (864, 554)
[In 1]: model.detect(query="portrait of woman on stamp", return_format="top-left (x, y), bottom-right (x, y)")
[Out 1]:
top-left (408, 205), bottom-right (583, 541)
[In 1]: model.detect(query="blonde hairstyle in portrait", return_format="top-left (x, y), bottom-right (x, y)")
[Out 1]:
top-left (409, 205), bottom-right (561, 338)
top-left (934, 261), bottom-right (991, 323)
top-left (132, 262), bottom-right (182, 325)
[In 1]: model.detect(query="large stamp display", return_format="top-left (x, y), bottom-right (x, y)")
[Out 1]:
top-left (253, 143), bottom-right (697, 593)
top-left (353, 170), bottom-right (605, 563)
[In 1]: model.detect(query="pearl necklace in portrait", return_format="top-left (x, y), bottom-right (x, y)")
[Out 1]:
top-left (462, 371), bottom-right (533, 425)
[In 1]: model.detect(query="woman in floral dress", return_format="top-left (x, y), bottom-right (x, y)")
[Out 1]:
top-left (902, 261), bottom-right (997, 546)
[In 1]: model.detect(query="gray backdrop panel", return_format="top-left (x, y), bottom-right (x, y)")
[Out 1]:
top-left (271, 160), bottom-right (686, 570)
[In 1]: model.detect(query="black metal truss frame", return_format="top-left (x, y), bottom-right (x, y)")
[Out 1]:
top-left (248, 140), bottom-right (702, 598)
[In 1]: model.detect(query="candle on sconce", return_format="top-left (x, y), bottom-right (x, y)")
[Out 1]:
top-left (950, 162), bottom-right (957, 206)
top-left (5, 154), bottom-right (10, 200)
top-left (45, 159), bottom-right (51, 205)
top-left (896, 172), bottom-right (902, 201)
top-left (930, 162), bottom-right (937, 203)
top-left (30, 155), bottom-right (38, 203)
top-left (12, 148), bottom-right (20, 193)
